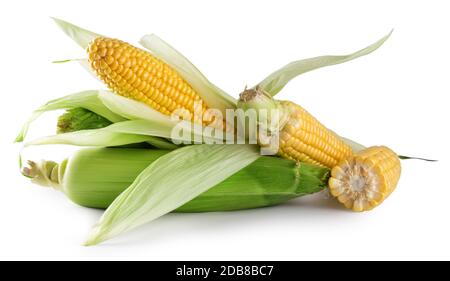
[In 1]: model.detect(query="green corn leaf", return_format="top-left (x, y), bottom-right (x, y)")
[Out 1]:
top-left (52, 17), bottom-right (101, 49)
top-left (258, 31), bottom-right (393, 96)
top-left (57, 108), bottom-right (113, 134)
top-left (25, 112), bottom-right (227, 149)
top-left (84, 144), bottom-right (260, 246)
top-left (15, 90), bottom-right (125, 142)
top-left (25, 126), bottom-right (158, 148)
top-left (25, 119), bottom-right (179, 150)
top-left (398, 155), bottom-right (437, 162)
top-left (23, 91), bottom-right (230, 148)
top-left (140, 34), bottom-right (237, 113)
top-left (98, 90), bottom-right (175, 122)
top-left (98, 91), bottom-right (235, 143)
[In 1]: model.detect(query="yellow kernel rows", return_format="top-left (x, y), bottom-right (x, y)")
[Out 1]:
top-left (88, 37), bottom-right (211, 124)
top-left (278, 101), bottom-right (353, 168)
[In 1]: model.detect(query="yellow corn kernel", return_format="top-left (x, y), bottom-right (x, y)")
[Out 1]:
top-left (88, 37), bottom-right (213, 125)
top-left (278, 101), bottom-right (353, 168)
top-left (328, 146), bottom-right (401, 212)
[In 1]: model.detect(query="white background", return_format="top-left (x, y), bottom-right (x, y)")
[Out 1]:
top-left (0, 0), bottom-right (449, 260)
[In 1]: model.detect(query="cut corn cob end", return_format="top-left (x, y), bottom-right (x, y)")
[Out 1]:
top-left (328, 146), bottom-right (401, 212)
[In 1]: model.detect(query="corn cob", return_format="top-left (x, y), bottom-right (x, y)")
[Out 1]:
top-left (238, 87), bottom-right (353, 168)
top-left (328, 146), bottom-right (401, 211)
top-left (22, 148), bottom-right (330, 212)
top-left (88, 37), bottom-right (220, 127)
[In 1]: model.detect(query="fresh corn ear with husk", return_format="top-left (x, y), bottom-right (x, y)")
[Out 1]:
top-left (53, 17), bottom-right (234, 128)
top-left (88, 37), bottom-right (216, 125)
top-left (237, 87), bottom-right (353, 168)
top-left (22, 147), bottom-right (329, 212)
top-left (328, 146), bottom-right (401, 212)
top-left (237, 88), bottom-right (403, 211)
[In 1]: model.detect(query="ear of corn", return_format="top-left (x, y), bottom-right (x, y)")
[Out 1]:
top-left (89, 145), bottom-right (259, 245)
top-left (237, 89), bottom-right (403, 212)
top-left (23, 147), bottom-right (329, 212)
top-left (328, 146), bottom-right (401, 212)
top-left (52, 18), bottom-right (235, 117)
top-left (89, 37), bottom-right (229, 130)
top-left (238, 87), bottom-right (353, 168)
top-left (88, 38), bottom-right (208, 120)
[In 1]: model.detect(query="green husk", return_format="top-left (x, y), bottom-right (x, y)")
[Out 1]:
top-left (15, 90), bottom-right (125, 142)
top-left (258, 31), bottom-right (393, 96)
top-left (52, 17), bottom-right (101, 49)
top-left (55, 108), bottom-right (177, 149)
top-left (19, 89), bottom-right (232, 148)
top-left (57, 108), bottom-right (112, 134)
top-left (22, 145), bottom-right (328, 245)
top-left (23, 147), bottom-right (329, 212)
top-left (25, 91), bottom-right (232, 148)
top-left (83, 144), bottom-right (260, 245)
top-left (139, 34), bottom-right (236, 114)
top-left (27, 119), bottom-right (180, 150)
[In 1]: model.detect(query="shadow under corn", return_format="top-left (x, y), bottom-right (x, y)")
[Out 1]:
top-left (101, 191), bottom-right (355, 247)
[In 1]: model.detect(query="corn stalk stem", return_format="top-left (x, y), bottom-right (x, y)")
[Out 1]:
top-left (21, 159), bottom-right (66, 190)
